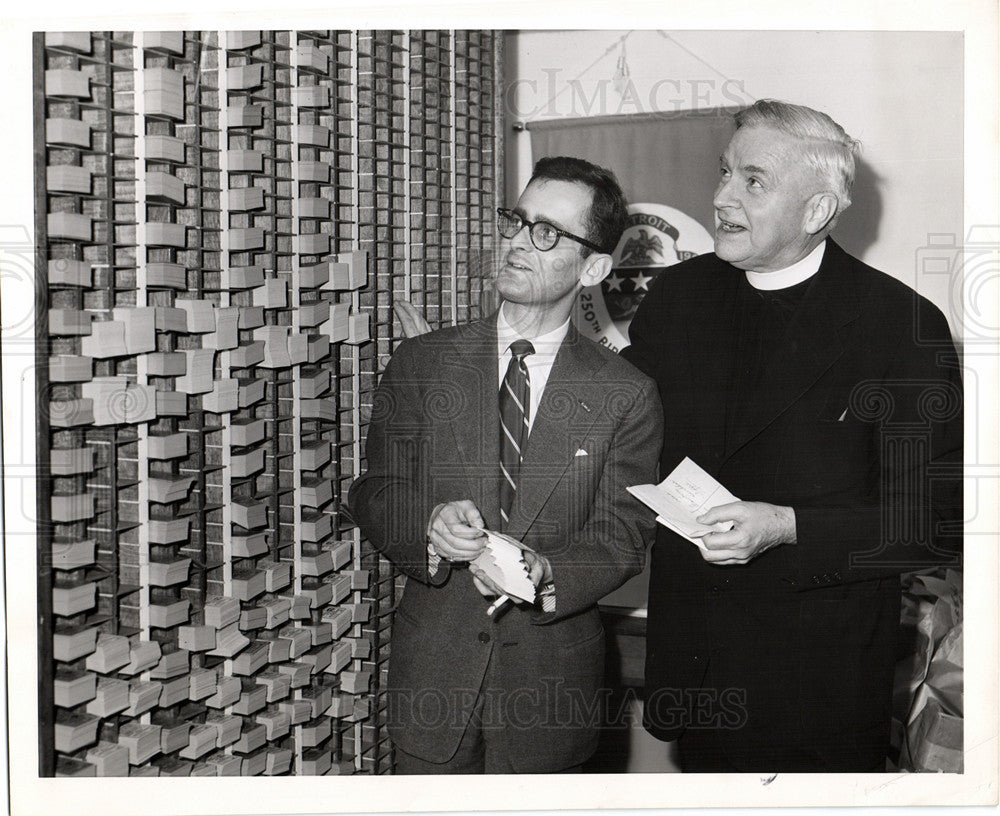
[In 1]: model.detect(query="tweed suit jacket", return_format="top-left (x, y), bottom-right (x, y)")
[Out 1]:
top-left (349, 315), bottom-right (663, 771)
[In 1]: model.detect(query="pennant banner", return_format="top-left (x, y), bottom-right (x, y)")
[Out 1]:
top-left (530, 110), bottom-right (736, 351)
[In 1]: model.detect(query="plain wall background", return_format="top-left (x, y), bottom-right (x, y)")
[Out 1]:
top-left (503, 29), bottom-right (964, 333)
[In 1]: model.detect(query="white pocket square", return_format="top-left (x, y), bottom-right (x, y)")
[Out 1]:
top-left (574, 448), bottom-right (588, 457)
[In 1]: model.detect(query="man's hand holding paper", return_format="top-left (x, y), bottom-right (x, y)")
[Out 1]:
top-left (469, 530), bottom-right (551, 604)
top-left (427, 500), bottom-right (486, 562)
top-left (521, 549), bottom-right (553, 588)
top-left (696, 501), bottom-right (797, 565)
top-left (629, 457), bottom-right (796, 565)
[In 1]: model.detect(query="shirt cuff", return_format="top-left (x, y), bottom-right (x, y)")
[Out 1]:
top-left (538, 581), bottom-right (555, 613)
top-left (427, 539), bottom-right (441, 576)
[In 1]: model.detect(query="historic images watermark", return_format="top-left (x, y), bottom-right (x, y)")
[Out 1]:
top-left (385, 681), bottom-right (749, 733)
top-left (0, 224), bottom-right (36, 348)
top-left (912, 226), bottom-right (999, 348)
top-left (506, 73), bottom-right (754, 120)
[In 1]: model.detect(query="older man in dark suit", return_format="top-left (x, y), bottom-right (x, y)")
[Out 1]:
top-left (623, 100), bottom-right (963, 772)
top-left (350, 157), bottom-right (663, 773)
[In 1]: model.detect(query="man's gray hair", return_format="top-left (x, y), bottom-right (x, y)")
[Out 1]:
top-left (735, 100), bottom-right (861, 216)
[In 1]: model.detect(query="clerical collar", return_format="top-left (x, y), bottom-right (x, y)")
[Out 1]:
top-left (496, 304), bottom-right (570, 354)
top-left (745, 240), bottom-right (826, 291)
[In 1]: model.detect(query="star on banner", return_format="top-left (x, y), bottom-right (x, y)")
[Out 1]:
top-left (633, 272), bottom-right (653, 291)
top-left (604, 273), bottom-right (624, 292)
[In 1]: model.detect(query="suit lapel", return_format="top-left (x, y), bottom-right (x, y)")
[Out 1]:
top-left (504, 326), bottom-right (607, 540)
top-left (442, 317), bottom-right (502, 526)
top-left (724, 241), bottom-right (862, 458)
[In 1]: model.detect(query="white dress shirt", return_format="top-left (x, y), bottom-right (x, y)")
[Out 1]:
top-left (496, 304), bottom-right (571, 435)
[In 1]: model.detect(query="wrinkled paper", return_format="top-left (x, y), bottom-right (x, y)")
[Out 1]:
top-left (891, 568), bottom-right (963, 772)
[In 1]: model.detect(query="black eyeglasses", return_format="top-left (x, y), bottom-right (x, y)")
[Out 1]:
top-left (496, 208), bottom-right (606, 254)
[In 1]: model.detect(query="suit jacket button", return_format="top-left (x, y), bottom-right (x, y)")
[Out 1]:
top-left (478, 632), bottom-right (491, 643)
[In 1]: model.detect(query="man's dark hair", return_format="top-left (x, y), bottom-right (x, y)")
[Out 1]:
top-left (528, 156), bottom-right (630, 256)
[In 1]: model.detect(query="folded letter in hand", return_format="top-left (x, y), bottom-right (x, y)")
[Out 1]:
top-left (628, 457), bottom-right (740, 550)
top-left (471, 531), bottom-right (536, 604)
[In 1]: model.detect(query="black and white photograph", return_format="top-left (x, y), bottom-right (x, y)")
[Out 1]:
top-left (1, 1), bottom-right (996, 814)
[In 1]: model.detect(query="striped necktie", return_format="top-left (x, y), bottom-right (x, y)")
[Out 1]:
top-left (499, 339), bottom-right (534, 529)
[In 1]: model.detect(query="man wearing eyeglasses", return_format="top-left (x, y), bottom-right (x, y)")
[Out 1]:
top-left (350, 157), bottom-right (663, 773)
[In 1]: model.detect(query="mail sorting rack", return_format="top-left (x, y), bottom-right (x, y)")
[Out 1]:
top-left (35, 29), bottom-right (502, 777)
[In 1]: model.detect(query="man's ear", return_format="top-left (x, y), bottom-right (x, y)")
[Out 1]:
top-left (579, 253), bottom-right (613, 288)
top-left (804, 192), bottom-right (838, 235)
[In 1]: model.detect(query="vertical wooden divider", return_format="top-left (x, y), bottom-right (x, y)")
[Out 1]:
top-left (133, 32), bottom-right (151, 644)
top-left (288, 32), bottom-right (304, 774)
top-left (448, 30), bottom-right (460, 327)
top-left (218, 32), bottom-right (234, 595)
top-left (348, 28), bottom-right (364, 773)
